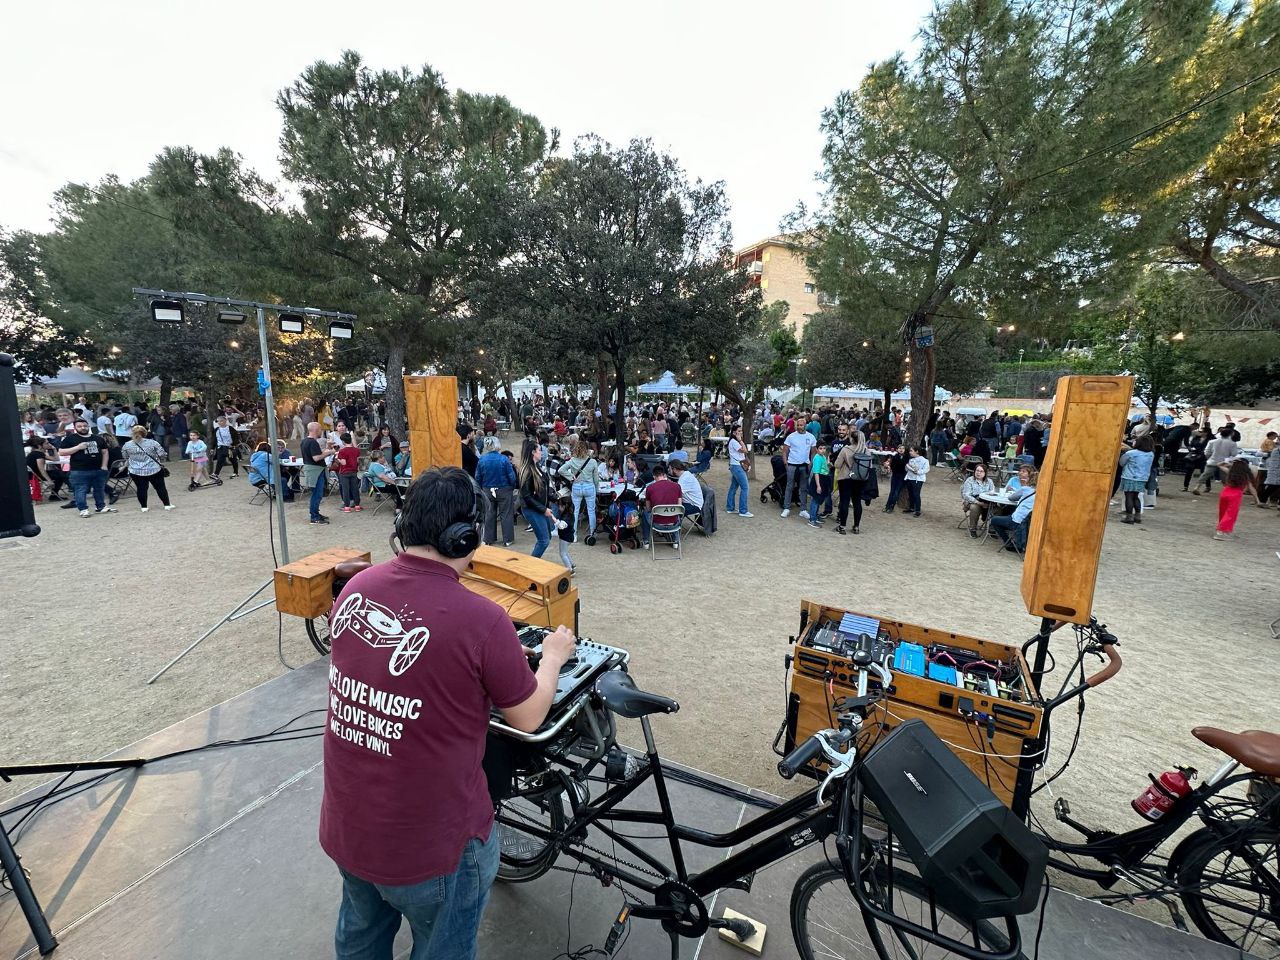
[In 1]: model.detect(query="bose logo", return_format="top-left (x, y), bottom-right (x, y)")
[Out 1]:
top-left (904, 771), bottom-right (927, 795)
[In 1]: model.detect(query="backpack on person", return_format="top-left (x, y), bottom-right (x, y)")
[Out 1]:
top-left (852, 452), bottom-right (875, 482)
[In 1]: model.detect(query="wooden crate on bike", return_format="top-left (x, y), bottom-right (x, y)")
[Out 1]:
top-left (783, 599), bottom-right (1044, 812)
top-left (273, 547), bottom-right (371, 619)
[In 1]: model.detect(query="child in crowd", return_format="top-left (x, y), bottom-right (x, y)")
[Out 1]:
top-left (883, 444), bottom-right (908, 513)
top-left (334, 432), bottom-right (362, 512)
top-left (1214, 458), bottom-right (1260, 540)
top-left (365, 451), bottom-right (403, 513)
top-left (1118, 436), bottom-right (1155, 525)
top-left (185, 431), bottom-right (210, 488)
top-left (904, 445), bottom-right (930, 517)
top-left (806, 441), bottom-right (832, 527)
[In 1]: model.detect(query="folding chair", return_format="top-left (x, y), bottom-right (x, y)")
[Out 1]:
top-left (682, 503), bottom-right (709, 538)
top-left (248, 477), bottom-right (275, 505)
top-left (943, 454), bottom-right (964, 482)
top-left (106, 461), bottom-right (133, 502)
top-left (650, 504), bottom-right (683, 559)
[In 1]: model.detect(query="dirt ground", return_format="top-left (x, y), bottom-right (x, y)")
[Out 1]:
top-left (2, 440), bottom-right (1277, 875)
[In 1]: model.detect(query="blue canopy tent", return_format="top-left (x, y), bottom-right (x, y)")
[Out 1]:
top-left (637, 371), bottom-right (700, 395)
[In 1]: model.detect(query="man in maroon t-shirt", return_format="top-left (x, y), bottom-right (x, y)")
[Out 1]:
top-left (639, 460), bottom-right (682, 547)
top-left (320, 466), bottom-right (575, 960)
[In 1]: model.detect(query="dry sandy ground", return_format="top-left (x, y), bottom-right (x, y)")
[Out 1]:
top-left (2, 442), bottom-right (1277, 877)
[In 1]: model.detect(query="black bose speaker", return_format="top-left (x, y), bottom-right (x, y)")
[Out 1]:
top-left (0, 355), bottom-right (39, 540)
top-left (860, 719), bottom-right (1046, 919)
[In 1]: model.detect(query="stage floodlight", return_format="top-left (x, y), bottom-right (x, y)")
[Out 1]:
top-left (278, 313), bottom-right (305, 334)
top-left (328, 320), bottom-right (354, 340)
top-left (150, 299), bottom-right (184, 323)
top-left (217, 310), bottom-right (247, 325)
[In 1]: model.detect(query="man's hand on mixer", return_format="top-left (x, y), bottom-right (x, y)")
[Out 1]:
top-left (501, 625), bottom-right (578, 733)
top-left (541, 625), bottom-right (577, 667)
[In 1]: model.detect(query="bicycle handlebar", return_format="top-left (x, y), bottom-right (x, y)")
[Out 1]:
top-left (778, 727), bottom-right (854, 780)
top-left (1085, 639), bottom-right (1122, 688)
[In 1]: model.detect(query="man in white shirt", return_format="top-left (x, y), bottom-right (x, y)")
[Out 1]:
top-left (781, 427), bottom-right (816, 518)
top-left (113, 408), bottom-right (137, 441)
top-left (670, 460), bottom-right (703, 521)
top-left (96, 406), bottom-right (112, 436)
top-left (1198, 428), bottom-right (1241, 493)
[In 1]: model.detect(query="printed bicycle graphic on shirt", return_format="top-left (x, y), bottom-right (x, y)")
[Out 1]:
top-left (330, 592), bottom-right (430, 676)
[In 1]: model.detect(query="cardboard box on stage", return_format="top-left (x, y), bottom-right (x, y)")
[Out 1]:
top-left (783, 600), bottom-right (1044, 811)
top-left (273, 547), bottom-right (372, 619)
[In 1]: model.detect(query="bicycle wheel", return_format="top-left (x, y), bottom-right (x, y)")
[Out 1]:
top-left (1177, 824), bottom-right (1279, 959)
top-left (304, 615), bottom-right (331, 657)
top-left (790, 862), bottom-right (1024, 960)
top-left (495, 777), bottom-right (567, 883)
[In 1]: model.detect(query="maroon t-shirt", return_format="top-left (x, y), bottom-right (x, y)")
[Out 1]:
top-left (643, 477), bottom-right (682, 508)
top-left (319, 553), bottom-right (537, 885)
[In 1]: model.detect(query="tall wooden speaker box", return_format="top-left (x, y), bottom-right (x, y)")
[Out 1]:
top-left (1020, 375), bottom-right (1133, 625)
top-left (404, 376), bottom-right (461, 470)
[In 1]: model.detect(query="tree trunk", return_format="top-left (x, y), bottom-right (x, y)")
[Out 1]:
top-left (596, 356), bottom-right (610, 437)
top-left (159, 375), bottom-right (173, 412)
top-left (384, 343), bottom-right (408, 437)
top-left (613, 362), bottom-right (627, 440)
top-left (906, 339), bottom-right (935, 450)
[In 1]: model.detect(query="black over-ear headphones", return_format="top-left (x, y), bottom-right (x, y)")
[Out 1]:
top-left (392, 476), bottom-right (483, 559)
top-left (435, 486), bottom-right (483, 559)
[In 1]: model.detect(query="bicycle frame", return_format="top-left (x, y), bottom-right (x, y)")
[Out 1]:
top-left (497, 712), bottom-right (840, 902)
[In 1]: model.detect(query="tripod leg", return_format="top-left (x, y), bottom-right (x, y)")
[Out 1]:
top-left (0, 822), bottom-right (57, 955)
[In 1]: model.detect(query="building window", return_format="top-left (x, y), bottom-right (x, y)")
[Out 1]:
top-left (803, 282), bottom-right (816, 295)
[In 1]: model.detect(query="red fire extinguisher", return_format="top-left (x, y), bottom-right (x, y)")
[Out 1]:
top-left (1132, 766), bottom-right (1197, 821)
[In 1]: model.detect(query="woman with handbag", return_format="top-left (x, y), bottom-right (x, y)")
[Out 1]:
top-left (121, 425), bottom-right (174, 512)
top-left (832, 430), bottom-right (872, 535)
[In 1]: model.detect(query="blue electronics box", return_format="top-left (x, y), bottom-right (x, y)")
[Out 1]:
top-left (893, 642), bottom-right (926, 677)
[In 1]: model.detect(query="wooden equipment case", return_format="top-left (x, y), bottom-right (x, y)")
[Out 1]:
top-left (404, 375), bottom-right (462, 470)
top-left (461, 545), bottom-right (580, 633)
top-left (273, 547), bottom-right (372, 619)
top-left (784, 600), bottom-right (1043, 812)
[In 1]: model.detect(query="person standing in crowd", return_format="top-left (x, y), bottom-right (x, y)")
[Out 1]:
top-left (1256, 431), bottom-right (1276, 505)
top-left (883, 444), bottom-right (909, 513)
top-left (725, 425), bottom-right (752, 517)
top-left (122, 425), bottom-right (173, 513)
top-left (288, 407), bottom-right (306, 442)
top-left (146, 406), bottom-right (167, 451)
top-left (301, 422), bottom-right (330, 524)
top-left (112, 405), bottom-right (137, 446)
top-left (1260, 436), bottom-right (1280, 507)
top-left (1182, 425), bottom-right (1210, 491)
top-left (320, 467), bottom-right (576, 960)
top-left (780, 418), bottom-right (815, 518)
top-left (24, 434), bottom-right (54, 503)
top-left (459, 424), bottom-right (479, 478)
top-left (1195, 426), bottom-right (1241, 495)
top-left (95, 406), bottom-right (112, 437)
top-left (519, 440), bottom-right (556, 558)
top-left (211, 416), bottom-right (240, 479)
top-left (806, 441), bottom-right (832, 527)
top-left (1023, 418), bottom-right (1046, 469)
top-left (169, 405), bottom-right (188, 457)
top-left (60, 419), bottom-right (115, 517)
top-left (961, 463), bottom-right (995, 538)
top-left (1117, 436), bottom-right (1154, 525)
top-left (1213, 458), bottom-right (1260, 540)
top-left (903, 445), bottom-right (930, 517)
top-left (334, 432), bottom-right (362, 512)
top-left (558, 440), bottom-right (601, 546)
top-left (476, 436), bottom-right (517, 547)
top-left (833, 430), bottom-right (871, 535)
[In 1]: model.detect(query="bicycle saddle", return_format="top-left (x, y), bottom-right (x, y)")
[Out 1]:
top-left (595, 670), bottom-right (679, 719)
top-left (334, 559), bottom-right (374, 581)
top-left (1193, 727), bottom-right (1280, 777)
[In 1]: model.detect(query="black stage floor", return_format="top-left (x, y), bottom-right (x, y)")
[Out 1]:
top-left (0, 659), bottom-right (1249, 959)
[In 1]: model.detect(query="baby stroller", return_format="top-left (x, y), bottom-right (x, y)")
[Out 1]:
top-left (604, 489), bottom-right (643, 553)
top-left (760, 454), bottom-right (805, 507)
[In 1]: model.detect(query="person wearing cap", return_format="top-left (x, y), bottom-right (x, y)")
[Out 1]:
top-left (475, 436), bottom-right (517, 546)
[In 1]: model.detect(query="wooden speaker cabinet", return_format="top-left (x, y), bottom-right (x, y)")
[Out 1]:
top-left (404, 375), bottom-right (461, 470)
top-left (274, 547), bottom-right (372, 619)
top-left (1020, 375), bottom-right (1133, 625)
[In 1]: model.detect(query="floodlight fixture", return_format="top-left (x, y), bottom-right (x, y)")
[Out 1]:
top-left (217, 310), bottom-right (247, 325)
top-left (150, 299), bottom-right (184, 323)
top-left (328, 320), bottom-right (354, 340)
top-left (278, 313), bottom-right (305, 334)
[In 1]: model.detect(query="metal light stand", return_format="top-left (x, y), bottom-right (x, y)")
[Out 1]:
top-left (131, 289), bottom-right (355, 683)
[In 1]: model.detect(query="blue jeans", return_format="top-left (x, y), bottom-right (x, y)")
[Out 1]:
top-left (570, 480), bottom-right (597, 537)
top-left (69, 469), bottom-right (106, 511)
top-left (640, 510), bottom-right (679, 545)
top-left (885, 474), bottom-right (905, 510)
top-left (309, 473), bottom-right (326, 519)
top-left (806, 478), bottom-right (832, 519)
top-left (904, 479), bottom-right (923, 514)
top-left (726, 463), bottom-right (749, 514)
top-left (522, 507), bottom-right (551, 558)
top-left (335, 825), bottom-right (499, 960)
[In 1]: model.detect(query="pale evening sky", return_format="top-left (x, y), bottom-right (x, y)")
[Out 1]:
top-left (0, 0), bottom-right (931, 247)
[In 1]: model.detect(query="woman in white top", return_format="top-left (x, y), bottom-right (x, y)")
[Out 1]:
top-left (121, 425), bottom-right (173, 512)
top-left (903, 445), bottom-right (930, 517)
top-left (961, 463), bottom-right (995, 537)
top-left (724, 425), bottom-right (753, 517)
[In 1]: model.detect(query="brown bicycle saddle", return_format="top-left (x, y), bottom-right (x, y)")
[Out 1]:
top-left (333, 559), bottom-right (374, 581)
top-left (1193, 727), bottom-right (1280, 777)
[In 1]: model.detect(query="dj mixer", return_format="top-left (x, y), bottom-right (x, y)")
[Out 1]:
top-left (515, 625), bottom-right (629, 711)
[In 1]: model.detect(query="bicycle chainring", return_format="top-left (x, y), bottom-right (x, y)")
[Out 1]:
top-left (655, 880), bottom-right (709, 937)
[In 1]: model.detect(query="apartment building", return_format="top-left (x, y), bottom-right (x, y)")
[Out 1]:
top-left (732, 234), bottom-right (832, 338)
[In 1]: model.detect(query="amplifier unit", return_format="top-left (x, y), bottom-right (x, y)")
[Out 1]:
top-left (859, 719), bottom-right (1047, 919)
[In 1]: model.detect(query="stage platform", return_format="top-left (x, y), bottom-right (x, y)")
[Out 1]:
top-left (0, 659), bottom-right (1249, 960)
